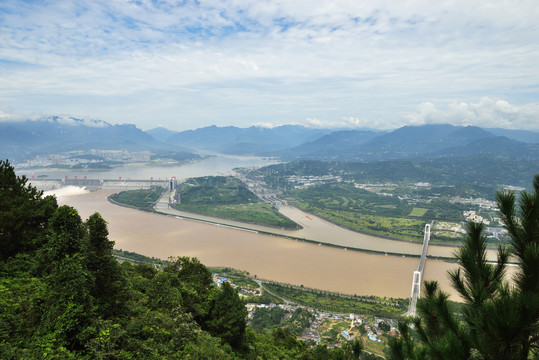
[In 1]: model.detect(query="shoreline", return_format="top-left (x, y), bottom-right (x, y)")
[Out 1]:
top-left (108, 193), bottom-right (455, 262)
top-left (170, 203), bottom-right (303, 231)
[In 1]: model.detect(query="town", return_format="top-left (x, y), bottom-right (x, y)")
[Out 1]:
top-left (213, 273), bottom-right (397, 356)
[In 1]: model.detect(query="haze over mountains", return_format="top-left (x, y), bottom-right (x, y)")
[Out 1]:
top-left (2, 116), bottom-right (539, 163)
top-left (159, 123), bottom-right (539, 161)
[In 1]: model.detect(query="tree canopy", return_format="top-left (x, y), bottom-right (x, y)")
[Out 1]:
top-left (0, 159), bottom-right (367, 359)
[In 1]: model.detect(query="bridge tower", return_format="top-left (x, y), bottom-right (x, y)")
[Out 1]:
top-left (407, 223), bottom-right (431, 316)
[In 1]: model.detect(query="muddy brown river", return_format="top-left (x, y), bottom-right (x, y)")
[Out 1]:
top-left (56, 189), bottom-right (467, 299)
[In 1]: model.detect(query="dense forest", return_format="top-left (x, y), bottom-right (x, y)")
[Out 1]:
top-left (0, 160), bottom-right (369, 359)
top-left (258, 156), bottom-right (539, 194)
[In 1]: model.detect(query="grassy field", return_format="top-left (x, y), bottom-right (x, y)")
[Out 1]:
top-left (177, 202), bottom-right (299, 229)
top-left (292, 200), bottom-right (425, 241)
top-left (318, 319), bottom-right (387, 357)
top-left (409, 207), bottom-right (428, 217)
top-left (175, 176), bottom-right (300, 229)
top-left (284, 183), bottom-right (434, 242)
top-left (108, 186), bottom-right (163, 210)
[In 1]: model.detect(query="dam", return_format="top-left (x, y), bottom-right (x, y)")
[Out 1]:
top-left (29, 177), bottom-right (169, 191)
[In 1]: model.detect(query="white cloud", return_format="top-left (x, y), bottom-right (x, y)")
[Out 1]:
top-left (43, 115), bottom-right (110, 128)
top-left (0, 0), bottom-right (538, 130)
top-left (404, 98), bottom-right (539, 130)
top-left (303, 116), bottom-right (391, 130)
top-left (252, 122), bottom-right (279, 128)
top-left (0, 110), bottom-right (10, 119)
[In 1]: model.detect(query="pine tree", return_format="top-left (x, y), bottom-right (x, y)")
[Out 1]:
top-left (388, 175), bottom-right (539, 359)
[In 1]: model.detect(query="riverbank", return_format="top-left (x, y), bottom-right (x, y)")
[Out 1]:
top-left (283, 201), bottom-right (463, 248)
top-left (56, 188), bottom-right (475, 299)
top-left (171, 203), bottom-right (303, 230)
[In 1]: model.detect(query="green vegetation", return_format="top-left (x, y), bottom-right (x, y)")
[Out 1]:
top-left (0, 159), bottom-right (372, 359)
top-left (210, 267), bottom-right (260, 289)
top-left (255, 159), bottom-right (524, 244)
top-left (259, 157), bottom-right (538, 193)
top-left (175, 176), bottom-right (300, 229)
top-left (289, 183), bottom-right (428, 241)
top-left (250, 307), bottom-right (313, 337)
top-left (264, 283), bottom-right (408, 318)
top-left (179, 176), bottom-right (259, 204)
top-left (112, 249), bottom-right (166, 266)
top-left (179, 202), bottom-right (299, 228)
top-left (108, 186), bottom-right (163, 210)
top-left (388, 175), bottom-right (539, 359)
top-left (250, 307), bottom-right (288, 333)
top-left (409, 207), bottom-right (428, 217)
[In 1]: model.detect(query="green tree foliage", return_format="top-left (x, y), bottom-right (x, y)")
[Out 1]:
top-left (0, 159), bottom-right (58, 260)
top-left (250, 307), bottom-right (287, 333)
top-left (388, 175), bottom-right (539, 359)
top-left (85, 213), bottom-right (128, 318)
top-left (0, 159), bottom-right (401, 358)
top-left (342, 338), bottom-right (364, 359)
top-left (205, 281), bottom-right (248, 349)
top-left (165, 256), bottom-right (215, 321)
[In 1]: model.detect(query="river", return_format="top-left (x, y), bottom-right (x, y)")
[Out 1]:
top-left (50, 188), bottom-right (460, 299)
top-left (35, 155), bottom-right (504, 299)
top-left (19, 154), bottom-right (279, 180)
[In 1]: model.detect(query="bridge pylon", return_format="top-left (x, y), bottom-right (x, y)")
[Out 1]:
top-left (406, 223), bottom-right (431, 317)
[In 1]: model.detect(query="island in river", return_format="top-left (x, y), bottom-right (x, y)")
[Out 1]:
top-left (54, 188), bottom-right (466, 299)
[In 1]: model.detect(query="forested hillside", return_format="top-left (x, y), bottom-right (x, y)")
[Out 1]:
top-left (0, 160), bottom-right (367, 359)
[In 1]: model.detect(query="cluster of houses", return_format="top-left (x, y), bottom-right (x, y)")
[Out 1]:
top-left (214, 274), bottom-right (399, 348)
top-left (19, 150), bottom-right (152, 169)
top-left (463, 210), bottom-right (491, 225)
top-left (244, 299), bottom-right (397, 347)
top-left (287, 174), bottom-right (343, 189)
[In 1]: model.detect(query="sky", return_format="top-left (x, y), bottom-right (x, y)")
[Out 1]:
top-left (0, 0), bottom-right (538, 131)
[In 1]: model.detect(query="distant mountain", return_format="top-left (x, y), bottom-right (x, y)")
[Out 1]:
top-left (164, 123), bottom-right (538, 161)
top-left (276, 130), bottom-right (382, 160)
top-left (0, 116), bottom-right (190, 161)
top-left (484, 128), bottom-right (539, 144)
top-left (4, 118), bottom-right (537, 164)
top-left (338, 124), bottom-right (497, 161)
top-left (166, 125), bottom-right (331, 154)
top-left (430, 136), bottom-right (539, 160)
top-left (145, 127), bottom-right (178, 142)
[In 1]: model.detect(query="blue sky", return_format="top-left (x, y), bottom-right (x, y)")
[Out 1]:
top-left (1, 0), bottom-right (538, 131)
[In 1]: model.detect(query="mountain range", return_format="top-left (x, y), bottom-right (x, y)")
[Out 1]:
top-left (1, 116), bottom-right (538, 163)
top-left (151, 123), bottom-right (539, 162)
top-left (0, 116), bottom-right (189, 162)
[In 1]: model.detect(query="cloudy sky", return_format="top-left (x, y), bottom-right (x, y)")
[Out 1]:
top-left (1, 0), bottom-right (538, 131)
